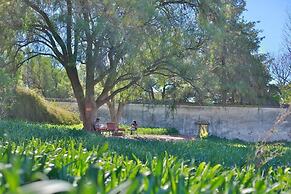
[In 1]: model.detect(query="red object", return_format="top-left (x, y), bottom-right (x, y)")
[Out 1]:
top-left (95, 122), bottom-right (125, 134)
top-left (106, 122), bottom-right (118, 131)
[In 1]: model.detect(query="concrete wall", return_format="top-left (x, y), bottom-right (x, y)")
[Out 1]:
top-left (99, 104), bottom-right (291, 142)
top-left (57, 102), bottom-right (291, 142)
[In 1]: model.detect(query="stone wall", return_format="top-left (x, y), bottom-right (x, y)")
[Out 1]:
top-left (57, 102), bottom-right (291, 142)
top-left (99, 104), bottom-right (291, 142)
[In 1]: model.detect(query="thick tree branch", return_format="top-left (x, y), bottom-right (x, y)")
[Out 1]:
top-left (99, 78), bottom-right (140, 105)
top-left (158, 0), bottom-right (198, 8)
top-left (16, 52), bottom-right (57, 68)
top-left (34, 26), bottom-right (65, 63)
top-left (66, 0), bottom-right (73, 58)
top-left (24, 0), bottom-right (68, 58)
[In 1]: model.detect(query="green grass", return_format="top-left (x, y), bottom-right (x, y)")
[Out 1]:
top-left (0, 120), bottom-right (291, 193)
top-left (0, 120), bottom-right (251, 167)
top-left (120, 125), bottom-right (179, 135)
top-left (0, 120), bottom-right (290, 167)
top-left (0, 121), bottom-right (291, 167)
top-left (8, 87), bottom-right (80, 125)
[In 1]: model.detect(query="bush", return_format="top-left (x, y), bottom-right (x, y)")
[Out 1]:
top-left (281, 84), bottom-right (291, 104)
top-left (8, 87), bottom-right (80, 124)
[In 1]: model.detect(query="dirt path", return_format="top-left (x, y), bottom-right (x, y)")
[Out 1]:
top-left (121, 134), bottom-right (195, 141)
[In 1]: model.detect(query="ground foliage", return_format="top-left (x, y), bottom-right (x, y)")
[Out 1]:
top-left (0, 120), bottom-right (291, 193)
top-left (7, 88), bottom-right (80, 125)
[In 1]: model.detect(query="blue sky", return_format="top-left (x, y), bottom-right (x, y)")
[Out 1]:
top-left (243, 0), bottom-right (291, 54)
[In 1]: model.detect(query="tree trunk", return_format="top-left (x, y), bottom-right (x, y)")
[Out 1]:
top-left (116, 102), bottom-right (125, 123)
top-left (65, 66), bottom-right (97, 131)
top-left (231, 91), bottom-right (235, 104)
top-left (107, 101), bottom-right (125, 124)
top-left (196, 94), bottom-right (203, 105)
top-left (161, 85), bottom-right (166, 101)
top-left (150, 87), bottom-right (155, 100)
top-left (107, 100), bottom-right (117, 123)
top-left (83, 96), bottom-right (97, 131)
top-left (221, 89), bottom-right (227, 105)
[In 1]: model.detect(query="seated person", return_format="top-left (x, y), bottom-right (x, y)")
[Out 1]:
top-left (130, 120), bottom-right (138, 135)
top-left (93, 118), bottom-right (101, 130)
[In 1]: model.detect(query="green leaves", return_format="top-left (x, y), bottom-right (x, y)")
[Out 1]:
top-left (19, 180), bottom-right (73, 194)
top-left (0, 120), bottom-right (291, 193)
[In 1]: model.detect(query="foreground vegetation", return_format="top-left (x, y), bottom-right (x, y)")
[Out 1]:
top-left (0, 120), bottom-right (291, 193)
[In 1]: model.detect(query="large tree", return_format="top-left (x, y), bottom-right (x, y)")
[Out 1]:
top-left (194, 0), bottom-right (273, 105)
top-left (9, 0), bottom-right (203, 130)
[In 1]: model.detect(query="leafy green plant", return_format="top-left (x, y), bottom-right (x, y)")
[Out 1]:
top-left (0, 120), bottom-right (291, 193)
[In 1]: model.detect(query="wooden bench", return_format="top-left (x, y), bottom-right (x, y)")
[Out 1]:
top-left (96, 122), bottom-right (125, 136)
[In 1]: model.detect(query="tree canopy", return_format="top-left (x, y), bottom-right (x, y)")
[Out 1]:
top-left (0, 0), bottom-right (281, 129)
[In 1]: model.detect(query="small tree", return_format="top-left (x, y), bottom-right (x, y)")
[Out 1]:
top-left (269, 53), bottom-right (291, 87)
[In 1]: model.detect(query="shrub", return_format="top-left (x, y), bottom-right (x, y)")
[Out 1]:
top-left (8, 87), bottom-right (80, 124)
top-left (281, 84), bottom-right (291, 104)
